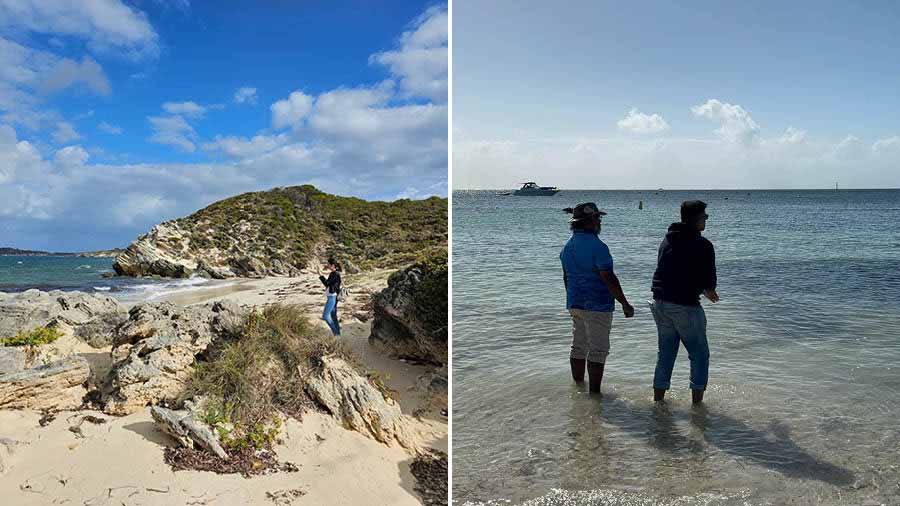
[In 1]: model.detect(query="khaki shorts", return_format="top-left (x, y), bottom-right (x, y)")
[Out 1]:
top-left (569, 309), bottom-right (613, 363)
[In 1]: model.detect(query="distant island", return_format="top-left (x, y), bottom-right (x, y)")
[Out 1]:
top-left (0, 247), bottom-right (124, 258)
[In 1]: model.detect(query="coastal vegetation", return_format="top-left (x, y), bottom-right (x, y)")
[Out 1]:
top-left (411, 248), bottom-right (449, 341)
top-left (186, 304), bottom-right (358, 451)
top-left (1, 326), bottom-right (63, 347)
top-left (184, 185), bottom-right (445, 270)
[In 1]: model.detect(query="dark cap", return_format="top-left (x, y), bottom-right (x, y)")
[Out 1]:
top-left (567, 202), bottom-right (607, 222)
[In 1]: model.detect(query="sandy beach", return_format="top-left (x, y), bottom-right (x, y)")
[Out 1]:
top-left (0, 269), bottom-right (446, 505)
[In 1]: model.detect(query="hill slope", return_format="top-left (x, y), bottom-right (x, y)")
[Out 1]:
top-left (113, 185), bottom-right (447, 278)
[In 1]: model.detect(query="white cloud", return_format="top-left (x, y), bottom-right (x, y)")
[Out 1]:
top-left (234, 86), bottom-right (257, 105)
top-left (778, 126), bottom-right (807, 145)
top-left (0, 124), bottom-right (52, 216)
top-left (617, 108), bottom-right (669, 134)
top-left (454, 130), bottom-right (900, 190)
top-left (148, 115), bottom-right (195, 152)
top-left (54, 145), bottom-right (89, 167)
top-left (0, 36), bottom-right (55, 86)
top-left (98, 121), bottom-right (122, 134)
top-left (162, 101), bottom-right (206, 118)
top-left (40, 56), bottom-right (110, 95)
top-left (112, 193), bottom-right (175, 226)
top-left (830, 134), bottom-right (865, 160)
top-left (202, 133), bottom-right (290, 159)
top-left (52, 121), bottom-right (80, 143)
top-left (0, 37), bottom-right (62, 129)
top-left (873, 136), bottom-right (900, 153)
top-left (270, 91), bottom-right (313, 129)
top-left (289, 81), bottom-right (445, 146)
top-left (370, 5), bottom-right (447, 103)
top-left (0, 0), bottom-right (159, 60)
top-left (691, 99), bottom-right (760, 145)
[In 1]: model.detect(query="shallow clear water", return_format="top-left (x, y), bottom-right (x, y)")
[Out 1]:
top-left (0, 256), bottom-right (230, 303)
top-left (452, 190), bottom-right (900, 505)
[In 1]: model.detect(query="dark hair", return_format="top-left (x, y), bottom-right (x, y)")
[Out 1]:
top-left (680, 200), bottom-right (707, 224)
top-left (327, 257), bottom-right (342, 271)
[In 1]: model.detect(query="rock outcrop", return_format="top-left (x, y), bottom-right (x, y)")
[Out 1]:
top-left (370, 250), bottom-right (448, 365)
top-left (73, 310), bottom-right (129, 348)
top-left (112, 222), bottom-right (243, 279)
top-left (0, 356), bottom-right (89, 410)
top-left (0, 348), bottom-right (25, 375)
top-left (0, 290), bottom-right (125, 339)
top-left (112, 185), bottom-right (447, 279)
top-left (102, 301), bottom-right (244, 415)
top-left (304, 356), bottom-right (412, 448)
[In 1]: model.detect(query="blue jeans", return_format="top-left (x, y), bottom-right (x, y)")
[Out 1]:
top-left (650, 299), bottom-right (709, 390)
top-left (322, 294), bottom-right (340, 336)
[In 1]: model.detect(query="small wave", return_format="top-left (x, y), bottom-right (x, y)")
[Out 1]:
top-left (93, 286), bottom-right (111, 291)
top-left (117, 276), bottom-right (235, 302)
top-left (76, 265), bottom-right (92, 270)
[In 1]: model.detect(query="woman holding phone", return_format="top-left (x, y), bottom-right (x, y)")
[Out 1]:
top-left (318, 257), bottom-right (342, 336)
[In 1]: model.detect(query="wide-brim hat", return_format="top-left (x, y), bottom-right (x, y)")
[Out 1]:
top-left (568, 202), bottom-right (607, 222)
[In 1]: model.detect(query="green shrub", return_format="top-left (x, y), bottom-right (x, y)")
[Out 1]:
top-left (1, 326), bottom-right (63, 347)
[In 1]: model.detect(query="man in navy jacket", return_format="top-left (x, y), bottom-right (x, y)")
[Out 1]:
top-left (649, 200), bottom-right (719, 404)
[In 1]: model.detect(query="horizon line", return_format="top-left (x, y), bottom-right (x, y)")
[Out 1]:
top-left (453, 187), bottom-right (900, 191)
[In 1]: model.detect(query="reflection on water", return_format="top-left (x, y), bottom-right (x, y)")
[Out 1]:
top-left (453, 190), bottom-right (900, 505)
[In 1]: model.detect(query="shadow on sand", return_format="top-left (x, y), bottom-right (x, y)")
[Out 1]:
top-left (591, 393), bottom-right (855, 487)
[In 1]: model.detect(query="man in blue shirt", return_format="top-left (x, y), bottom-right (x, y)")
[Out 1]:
top-left (560, 202), bottom-right (634, 394)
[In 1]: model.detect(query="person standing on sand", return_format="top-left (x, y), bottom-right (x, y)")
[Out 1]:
top-left (650, 200), bottom-right (719, 404)
top-left (318, 258), bottom-right (342, 336)
top-left (560, 202), bottom-right (635, 394)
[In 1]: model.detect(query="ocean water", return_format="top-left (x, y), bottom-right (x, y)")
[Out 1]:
top-left (0, 256), bottom-right (233, 303)
top-left (452, 190), bottom-right (900, 506)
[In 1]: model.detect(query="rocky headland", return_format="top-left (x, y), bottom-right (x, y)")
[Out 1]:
top-left (112, 184), bottom-right (447, 279)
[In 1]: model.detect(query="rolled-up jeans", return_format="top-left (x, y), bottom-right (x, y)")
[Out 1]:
top-left (568, 309), bottom-right (613, 363)
top-left (650, 299), bottom-right (709, 390)
top-left (322, 294), bottom-right (340, 336)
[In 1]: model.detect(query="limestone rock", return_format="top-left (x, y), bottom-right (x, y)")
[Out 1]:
top-left (151, 405), bottom-right (228, 459)
top-left (112, 222), bottom-right (197, 278)
top-left (304, 356), bottom-right (412, 449)
top-left (0, 356), bottom-right (89, 410)
top-left (369, 255), bottom-right (447, 366)
top-left (231, 256), bottom-right (267, 277)
top-left (102, 301), bottom-right (244, 415)
top-left (0, 290), bottom-right (125, 339)
top-left (73, 310), bottom-right (129, 348)
top-left (0, 348), bottom-right (25, 375)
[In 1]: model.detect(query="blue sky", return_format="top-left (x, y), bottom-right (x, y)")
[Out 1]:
top-left (454, 1), bottom-right (900, 189)
top-left (0, 0), bottom-right (447, 251)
